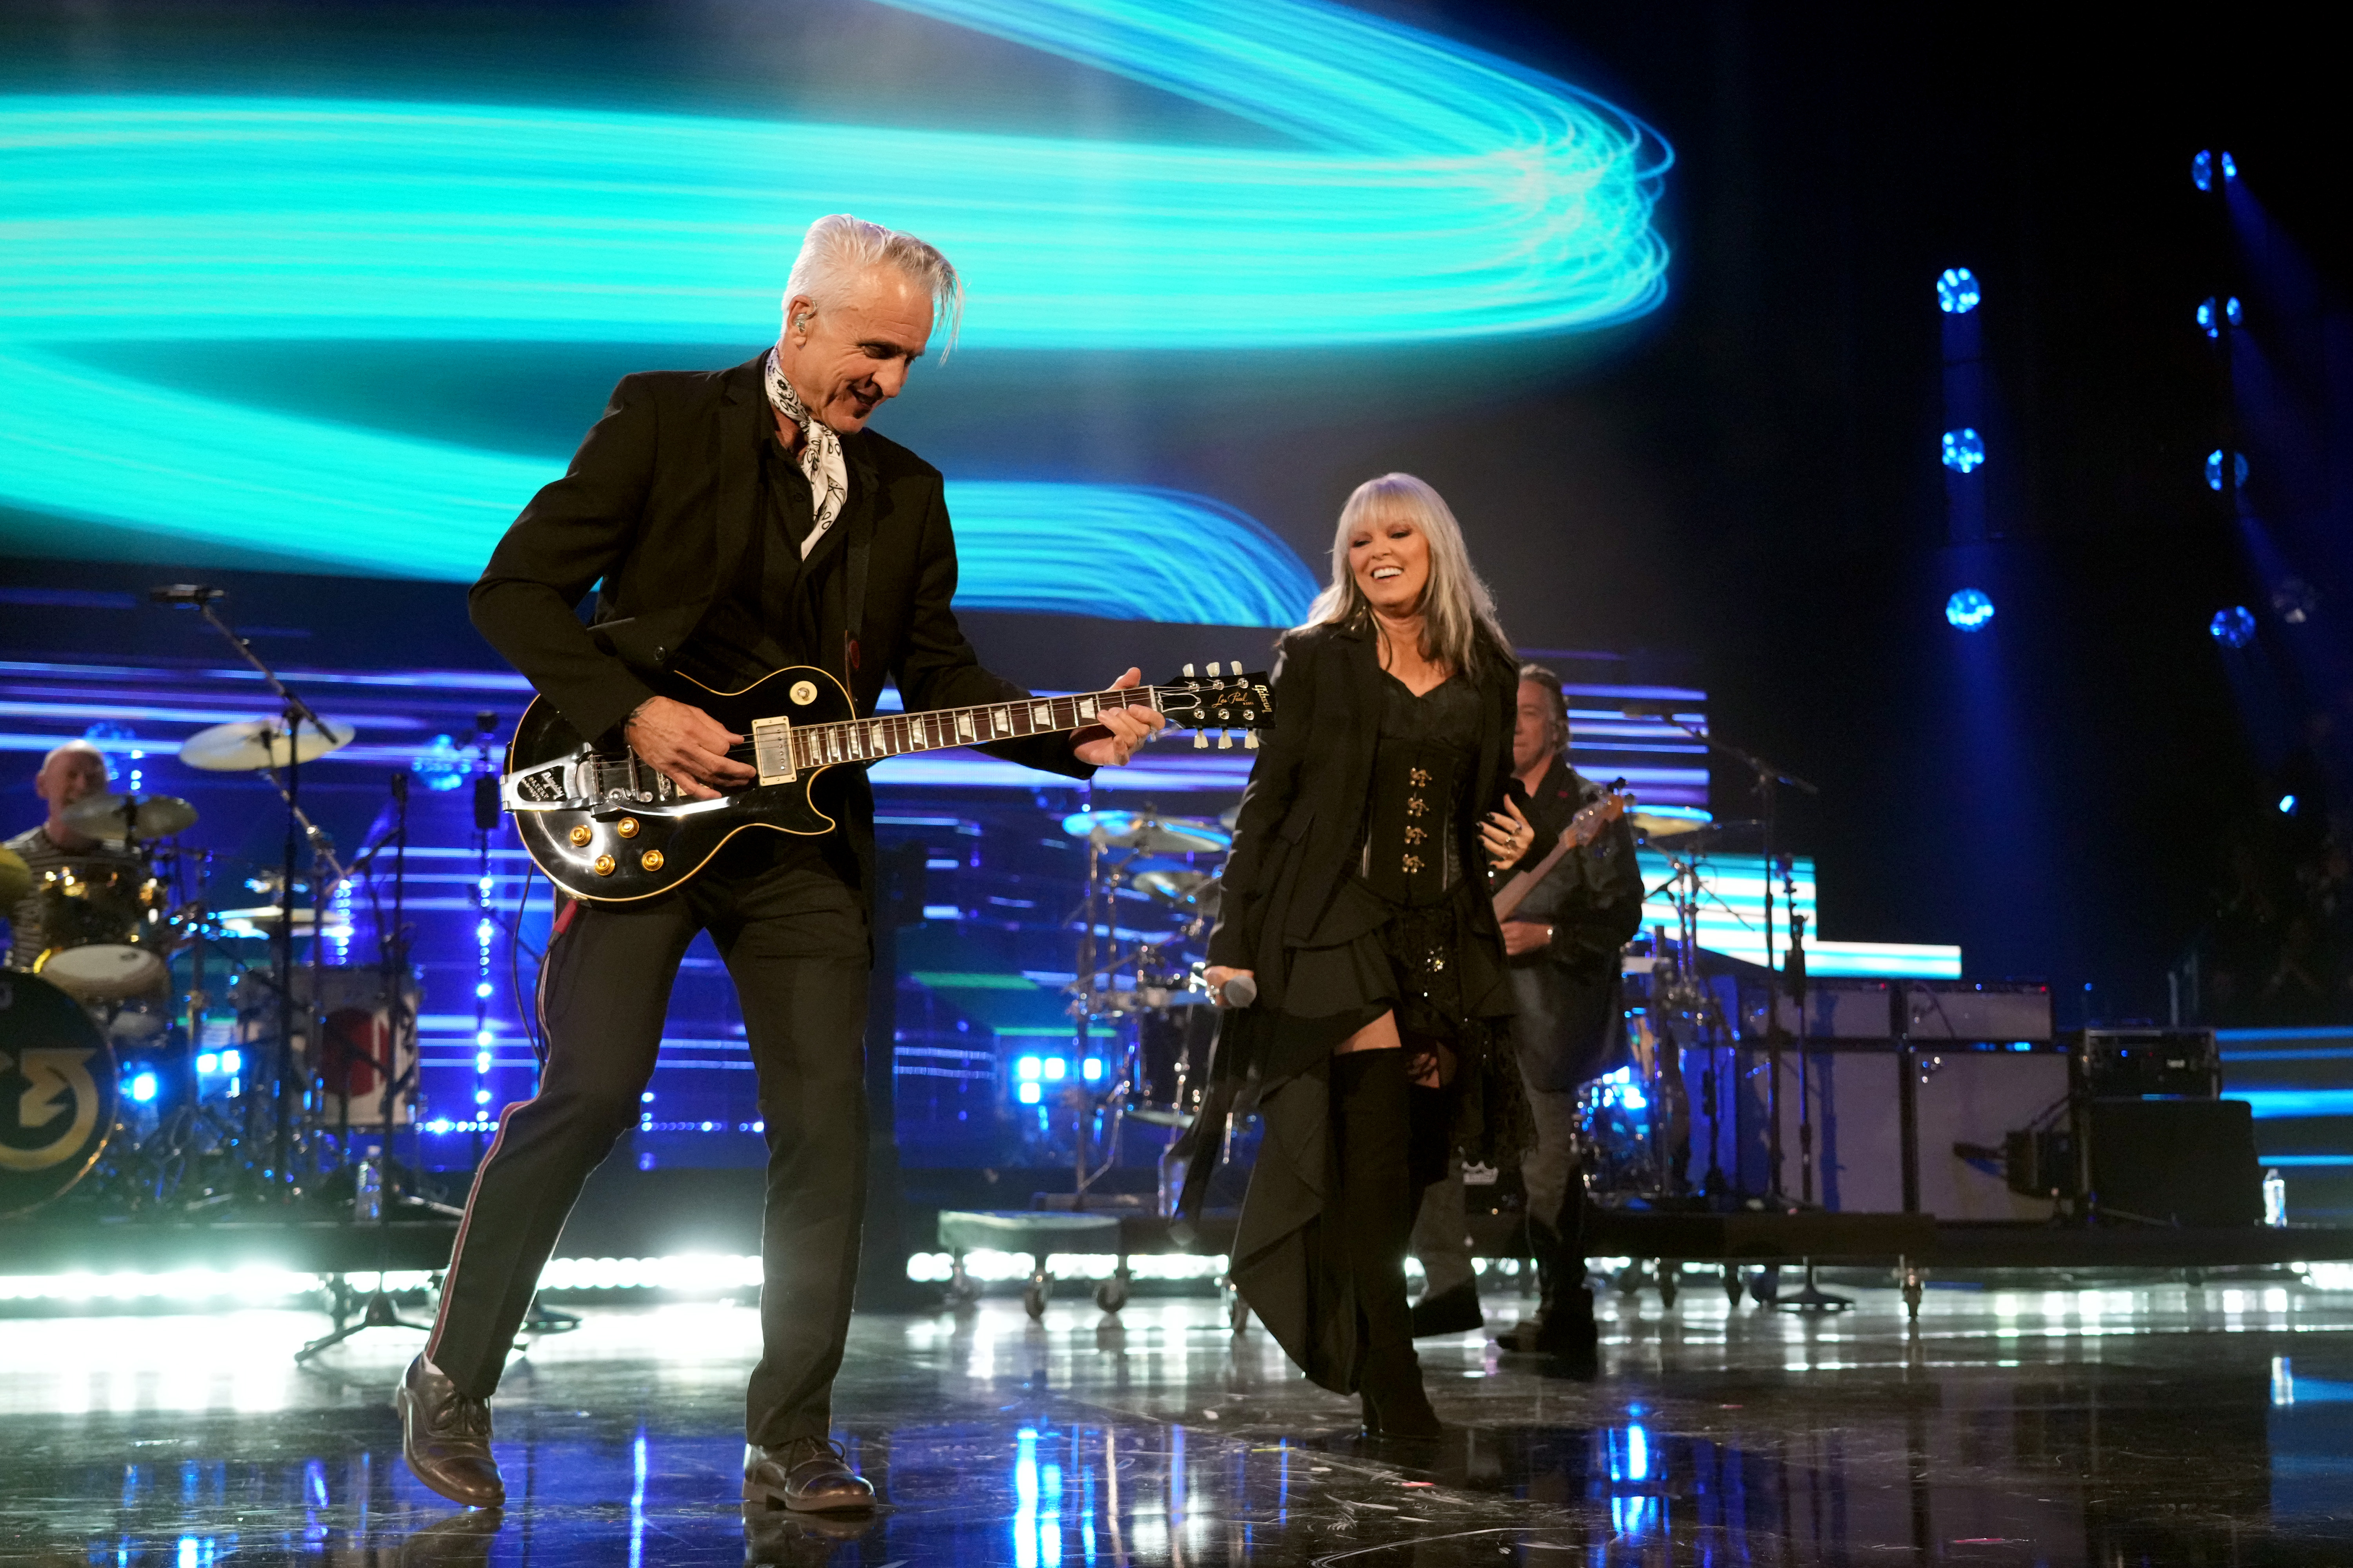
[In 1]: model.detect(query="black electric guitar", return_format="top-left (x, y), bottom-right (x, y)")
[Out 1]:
top-left (504, 662), bottom-right (1275, 901)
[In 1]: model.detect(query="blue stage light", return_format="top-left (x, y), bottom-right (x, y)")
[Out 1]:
top-left (2223, 151), bottom-right (2239, 180)
top-left (1042, 1057), bottom-right (1067, 1081)
top-left (1081, 1058), bottom-right (1103, 1081)
top-left (2210, 605), bottom-right (2257, 647)
top-left (1936, 267), bottom-right (1980, 314)
top-left (2207, 450), bottom-right (2249, 492)
top-left (1016, 1081), bottom-right (1042, 1105)
top-left (196, 1053), bottom-right (219, 1075)
top-left (2280, 794), bottom-right (2298, 815)
top-left (411, 734), bottom-right (470, 792)
top-left (1945, 589), bottom-right (1995, 631)
top-left (2198, 296), bottom-right (2246, 338)
top-left (128, 1072), bottom-right (157, 1104)
top-left (1941, 429), bottom-right (1987, 474)
top-left (2193, 150), bottom-right (2240, 191)
top-left (1015, 1056), bottom-right (1043, 1081)
top-left (222, 1050), bottom-right (241, 1074)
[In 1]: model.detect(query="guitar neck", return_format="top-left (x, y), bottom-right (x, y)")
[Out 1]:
top-left (751, 685), bottom-right (1165, 781)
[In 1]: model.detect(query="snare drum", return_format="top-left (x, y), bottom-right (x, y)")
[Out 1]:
top-left (31, 863), bottom-right (170, 1002)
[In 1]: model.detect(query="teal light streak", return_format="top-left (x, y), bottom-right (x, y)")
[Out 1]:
top-left (0, 347), bottom-right (1314, 623)
top-left (0, 0), bottom-right (1668, 610)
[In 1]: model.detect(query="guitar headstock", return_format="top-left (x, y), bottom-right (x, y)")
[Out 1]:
top-left (1568, 780), bottom-right (1636, 842)
top-left (1152, 661), bottom-right (1277, 750)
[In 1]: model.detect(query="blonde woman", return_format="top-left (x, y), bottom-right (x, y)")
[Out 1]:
top-left (1199, 473), bottom-right (1537, 1437)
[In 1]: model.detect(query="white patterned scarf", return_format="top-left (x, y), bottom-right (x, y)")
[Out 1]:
top-left (762, 348), bottom-right (849, 558)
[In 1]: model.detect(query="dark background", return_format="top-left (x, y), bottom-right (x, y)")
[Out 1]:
top-left (3, 1), bottom-right (2344, 1020)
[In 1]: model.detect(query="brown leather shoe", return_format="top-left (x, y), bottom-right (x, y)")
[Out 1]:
top-left (743, 1437), bottom-right (876, 1513)
top-left (397, 1354), bottom-right (504, 1509)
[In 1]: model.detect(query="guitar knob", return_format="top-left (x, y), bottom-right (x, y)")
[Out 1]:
top-left (568, 823), bottom-right (593, 848)
top-left (592, 854), bottom-right (616, 877)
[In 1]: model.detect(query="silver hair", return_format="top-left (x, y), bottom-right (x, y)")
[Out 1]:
top-left (1295, 473), bottom-right (1512, 675)
top-left (1516, 662), bottom-right (1570, 750)
top-left (781, 214), bottom-right (964, 353)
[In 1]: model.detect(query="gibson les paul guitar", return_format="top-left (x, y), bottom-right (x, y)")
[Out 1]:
top-left (504, 662), bottom-right (1274, 902)
top-left (1491, 781), bottom-right (1634, 923)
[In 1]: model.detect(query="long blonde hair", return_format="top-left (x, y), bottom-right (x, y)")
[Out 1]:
top-left (1295, 473), bottom-right (1512, 675)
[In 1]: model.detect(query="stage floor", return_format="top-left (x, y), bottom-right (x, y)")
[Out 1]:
top-left (9, 1280), bottom-right (2353, 1564)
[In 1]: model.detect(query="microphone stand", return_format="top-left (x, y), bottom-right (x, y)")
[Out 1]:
top-left (1638, 708), bottom-right (1818, 1205)
top-left (167, 589), bottom-right (344, 1204)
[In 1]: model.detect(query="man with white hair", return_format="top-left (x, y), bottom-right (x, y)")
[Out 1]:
top-left (404, 216), bottom-right (1162, 1513)
top-left (4, 740), bottom-right (138, 968)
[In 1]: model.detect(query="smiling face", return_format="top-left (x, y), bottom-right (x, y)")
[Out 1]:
top-left (775, 263), bottom-right (933, 433)
top-left (1347, 509), bottom-right (1431, 619)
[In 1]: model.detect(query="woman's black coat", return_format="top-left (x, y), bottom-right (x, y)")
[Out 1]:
top-left (1197, 620), bottom-right (1520, 1392)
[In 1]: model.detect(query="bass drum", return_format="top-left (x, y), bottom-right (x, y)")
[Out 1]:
top-left (0, 970), bottom-right (119, 1217)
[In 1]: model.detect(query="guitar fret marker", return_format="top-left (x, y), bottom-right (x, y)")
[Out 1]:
top-left (992, 707), bottom-right (1011, 735)
top-left (1032, 703), bottom-right (1050, 727)
top-left (956, 712), bottom-right (976, 741)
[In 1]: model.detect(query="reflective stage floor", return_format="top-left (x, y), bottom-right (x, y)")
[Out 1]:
top-left (10, 1278), bottom-right (2353, 1565)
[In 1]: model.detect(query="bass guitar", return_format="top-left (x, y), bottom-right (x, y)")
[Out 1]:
top-left (1491, 781), bottom-right (1634, 922)
top-left (504, 661), bottom-right (1274, 902)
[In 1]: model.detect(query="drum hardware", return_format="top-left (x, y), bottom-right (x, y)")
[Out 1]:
top-left (61, 790), bottom-right (200, 843)
top-left (157, 582), bottom-right (354, 1204)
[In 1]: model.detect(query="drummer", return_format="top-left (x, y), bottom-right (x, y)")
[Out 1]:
top-left (3, 740), bottom-right (145, 968)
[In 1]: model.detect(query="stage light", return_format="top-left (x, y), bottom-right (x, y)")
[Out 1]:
top-left (1042, 1057), bottom-right (1067, 1081)
top-left (2207, 450), bottom-right (2249, 492)
top-left (1945, 589), bottom-right (1995, 631)
top-left (2280, 794), bottom-right (2298, 814)
top-left (2211, 605), bottom-right (2257, 647)
top-left (221, 1050), bottom-right (241, 1074)
top-left (1017, 1081), bottom-right (1043, 1105)
top-left (410, 734), bottom-right (469, 791)
top-left (1941, 429), bottom-right (1987, 474)
top-left (2197, 296), bottom-right (2245, 338)
top-left (1936, 267), bottom-right (1980, 314)
top-left (196, 1053), bottom-right (219, 1075)
top-left (127, 1072), bottom-right (157, 1103)
top-left (1016, 1056), bottom-right (1043, 1081)
top-left (2271, 578), bottom-right (2317, 625)
top-left (1081, 1058), bottom-right (1103, 1081)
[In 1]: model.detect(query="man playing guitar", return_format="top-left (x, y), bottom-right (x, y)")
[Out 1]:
top-left (403, 215), bottom-right (1163, 1513)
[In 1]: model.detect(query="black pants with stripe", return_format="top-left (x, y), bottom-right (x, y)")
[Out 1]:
top-left (428, 854), bottom-right (869, 1447)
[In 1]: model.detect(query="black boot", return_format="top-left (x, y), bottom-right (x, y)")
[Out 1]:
top-left (1333, 1049), bottom-right (1444, 1437)
top-left (1409, 1279), bottom-right (1486, 1337)
top-left (397, 1355), bottom-right (504, 1509)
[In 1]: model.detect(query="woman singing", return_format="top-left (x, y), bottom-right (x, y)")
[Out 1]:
top-left (1200, 473), bottom-right (1537, 1437)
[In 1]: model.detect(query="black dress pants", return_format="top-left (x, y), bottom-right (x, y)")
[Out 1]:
top-left (426, 854), bottom-right (869, 1446)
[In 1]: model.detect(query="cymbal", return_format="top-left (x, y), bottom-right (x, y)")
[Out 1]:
top-left (1129, 867), bottom-right (1222, 918)
top-left (0, 846), bottom-right (28, 906)
top-left (1628, 810), bottom-right (1710, 839)
top-left (180, 717), bottom-right (355, 772)
top-left (63, 791), bottom-right (199, 840)
top-left (1061, 809), bottom-right (1230, 856)
top-left (216, 904), bottom-right (349, 935)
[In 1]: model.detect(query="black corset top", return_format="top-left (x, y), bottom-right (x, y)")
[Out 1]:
top-left (1356, 671), bottom-right (1483, 906)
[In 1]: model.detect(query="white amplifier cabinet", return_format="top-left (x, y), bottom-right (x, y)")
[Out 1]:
top-left (1903, 981), bottom-right (2053, 1043)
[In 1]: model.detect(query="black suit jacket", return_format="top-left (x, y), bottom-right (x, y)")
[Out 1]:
top-left (470, 353), bottom-right (1092, 902)
top-left (1507, 756), bottom-right (1644, 1090)
top-left (1205, 622), bottom-right (1517, 996)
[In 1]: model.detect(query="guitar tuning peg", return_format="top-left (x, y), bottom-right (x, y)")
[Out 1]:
top-left (1183, 663), bottom-right (1196, 677)
top-left (1216, 729), bottom-right (1233, 750)
top-left (1193, 729), bottom-right (1208, 749)
top-left (1229, 656), bottom-right (1242, 674)
top-left (1207, 661), bottom-right (1222, 677)
top-left (1244, 729), bottom-right (1259, 750)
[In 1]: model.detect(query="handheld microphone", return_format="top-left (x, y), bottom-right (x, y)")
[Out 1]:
top-left (1220, 972), bottom-right (1258, 1008)
top-left (149, 584), bottom-right (224, 607)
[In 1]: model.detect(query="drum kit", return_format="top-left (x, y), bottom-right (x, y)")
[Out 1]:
top-left (1045, 805), bottom-right (1247, 1208)
top-left (0, 708), bottom-right (422, 1221)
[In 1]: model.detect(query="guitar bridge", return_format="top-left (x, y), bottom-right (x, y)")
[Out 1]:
top-left (752, 716), bottom-right (796, 785)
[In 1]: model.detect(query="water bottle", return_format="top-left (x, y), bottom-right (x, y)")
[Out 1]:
top-left (354, 1149), bottom-right (383, 1223)
top-left (2264, 1168), bottom-right (2287, 1228)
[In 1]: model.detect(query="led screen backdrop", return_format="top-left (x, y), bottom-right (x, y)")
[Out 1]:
top-left (0, 0), bottom-right (1670, 627)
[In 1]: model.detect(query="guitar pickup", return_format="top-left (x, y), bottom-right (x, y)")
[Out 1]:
top-left (751, 717), bottom-right (796, 785)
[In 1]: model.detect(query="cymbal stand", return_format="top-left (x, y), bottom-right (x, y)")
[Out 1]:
top-left (167, 590), bottom-right (345, 1202)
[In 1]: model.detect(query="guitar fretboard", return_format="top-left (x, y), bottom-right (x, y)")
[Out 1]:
top-left (755, 685), bottom-right (1168, 779)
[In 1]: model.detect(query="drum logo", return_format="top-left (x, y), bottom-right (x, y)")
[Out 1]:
top-left (0, 1044), bottom-right (101, 1172)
